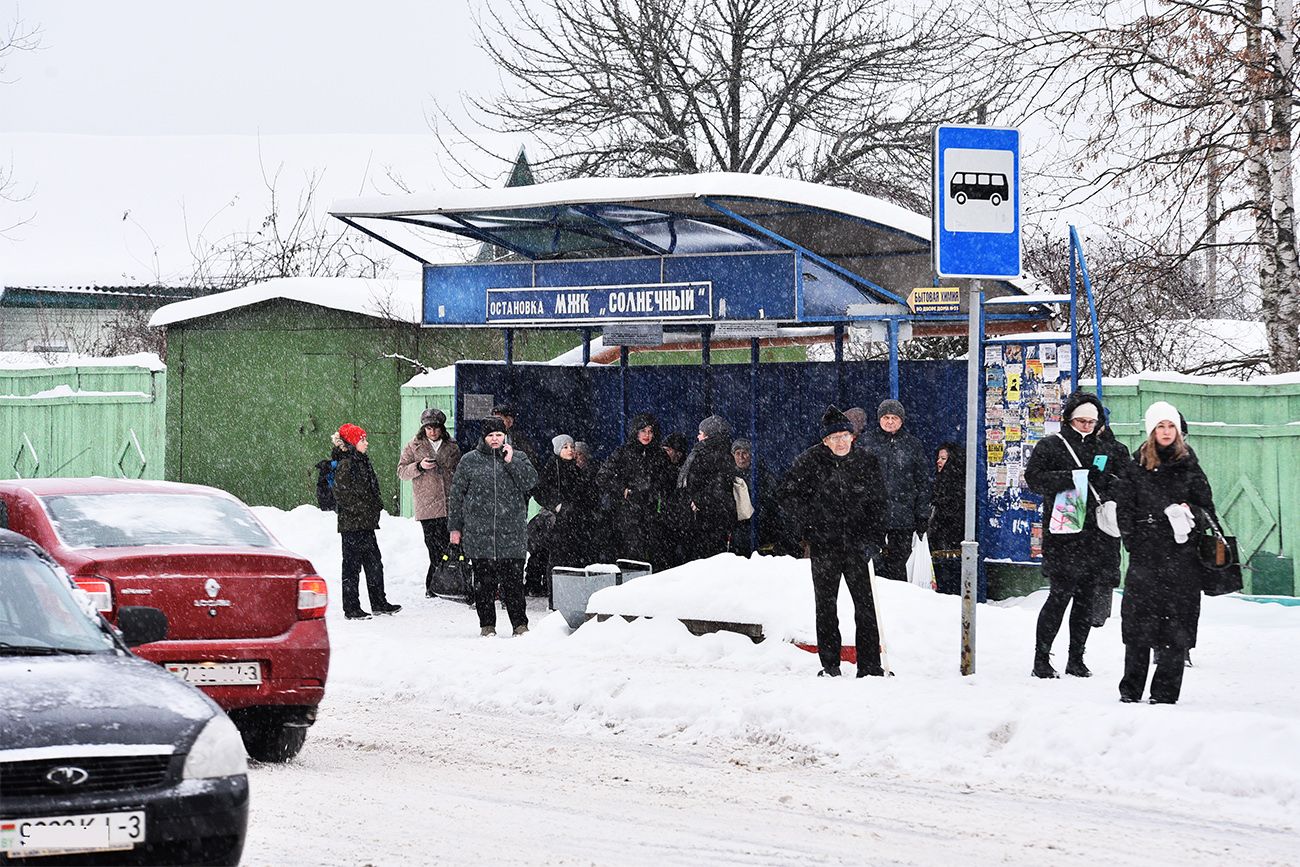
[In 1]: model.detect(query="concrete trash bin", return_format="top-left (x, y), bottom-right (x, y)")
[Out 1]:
top-left (551, 565), bottom-right (622, 629)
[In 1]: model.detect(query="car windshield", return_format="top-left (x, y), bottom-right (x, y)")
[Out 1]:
top-left (40, 493), bottom-right (276, 549)
top-left (0, 549), bottom-right (115, 654)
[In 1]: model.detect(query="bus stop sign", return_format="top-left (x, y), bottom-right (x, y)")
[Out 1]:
top-left (933, 125), bottom-right (1021, 279)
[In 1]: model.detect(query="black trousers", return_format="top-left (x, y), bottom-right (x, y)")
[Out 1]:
top-left (341, 530), bottom-right (389, 614)
top-left (1119, 644), bottom-right (1186, 703)
top-left (420, 517), bottom-right (449, 595)
top-left (811, 549), bottom-right (882, 676)
top-left (472, 558), bottom-right (527, 631)
top-left (879, 528), bottom-right (913, 582)
top-left (1035, 573), bottom-right (1095, 658)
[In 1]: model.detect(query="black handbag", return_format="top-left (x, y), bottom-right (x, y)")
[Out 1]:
top-left (1196, 510), bottom-right (1243, 596)
top-left (429, 544), bottom-right (474, 600)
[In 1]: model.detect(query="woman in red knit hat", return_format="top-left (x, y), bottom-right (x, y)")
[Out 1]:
top-left (332, 423), bottom-right (401, 620)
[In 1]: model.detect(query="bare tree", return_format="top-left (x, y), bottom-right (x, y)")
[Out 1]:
top-left (187, 166), bottom-right (391, 291)
top-left (439, 0), bottom-right (1015, 209)
top-left (1009, 0), bottom-right (1300, 372)
top-left (0, 11), bottom-right (40, 233)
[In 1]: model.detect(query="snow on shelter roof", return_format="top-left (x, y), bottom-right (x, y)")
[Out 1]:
top-left (330, 173), bottom-right (1031, 302)
top-left (149, 277), bottom-right (422, 328)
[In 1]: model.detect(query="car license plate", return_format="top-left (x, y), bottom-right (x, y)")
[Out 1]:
top-left (1, 810), bottom-right (145, 856)
top-left (165, 660), bottom-right (262, 685)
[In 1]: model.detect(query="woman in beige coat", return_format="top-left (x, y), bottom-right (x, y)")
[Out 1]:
top-left (398, 408), bottom-right (462, 597)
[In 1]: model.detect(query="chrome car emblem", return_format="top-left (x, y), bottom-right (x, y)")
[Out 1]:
top-left (204, 578), bottom-right (221, 599)
top-left (46, 766), bottom-right (89, 787)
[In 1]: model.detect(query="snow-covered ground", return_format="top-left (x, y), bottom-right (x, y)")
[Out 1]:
top-left (244, 505), bottom-right (1299, 866)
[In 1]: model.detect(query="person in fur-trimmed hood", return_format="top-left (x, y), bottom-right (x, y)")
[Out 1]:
top-left (397, 408), bottom-right (462, 598)
top-left (1023, 391), bottom-right (1121, 678)
top-left (332, 423), bottom-right (401, 620)
top-left (599, 412), bottom-right (676, 568)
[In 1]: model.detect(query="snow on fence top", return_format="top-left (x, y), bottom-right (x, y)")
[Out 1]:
top-left (0, 351), bottom-right (165, 371)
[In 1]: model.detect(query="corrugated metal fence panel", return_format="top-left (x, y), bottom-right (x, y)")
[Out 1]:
top-left (1098, 378), bottom-right (1299, 596)
top-left (0, 364), bottom-right (166, 480)
top-left (397, 383), bottom-right (456, 517)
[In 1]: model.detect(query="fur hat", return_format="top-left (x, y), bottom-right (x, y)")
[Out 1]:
top-left (420, 408), bottom-right (446, 428)
top-left (482, 417), bottom-right (507, 437)
top-left (1144, 401), bottom-right (1180, 437)
top-left (877, 399), bottom-right (906, 421)
top-left (731, 438), bottom-right (752, 455)
top-left (552, 434), bottom-right (575, 455)
top-left (698, 414), bottom-right (730, 439)
top-left (663, 432), bottom-right (688, 454)
top-left (492, 403), bottom-right (515, 418)
top-left (574, 441), bottom-right (592, 456)
top-left (822, 406), bottom-right (854, 438)
top-left (844, 407), bottom-right (868, 435)
top-left (338, 423), bottom-right (367, 446)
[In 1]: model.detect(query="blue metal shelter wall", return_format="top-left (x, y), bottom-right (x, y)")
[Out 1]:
top-left (453, 358), bottom-right (967, 515)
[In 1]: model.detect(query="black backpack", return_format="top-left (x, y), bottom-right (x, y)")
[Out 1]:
top-left (315, 459), bottom-right (338, 511)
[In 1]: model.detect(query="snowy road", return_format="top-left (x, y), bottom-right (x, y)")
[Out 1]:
top-left (234, 507), bottom-right (1299, 866)
top-left (244, 669), bottom-right (1294, 866)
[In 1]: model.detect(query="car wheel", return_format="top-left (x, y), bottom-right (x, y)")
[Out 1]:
top-left (955, 192), bottom-right (967, 204)
top-left (238, 717), bottom-right (309, 763)
top-left (991, 193), bottom-right (1003, 206)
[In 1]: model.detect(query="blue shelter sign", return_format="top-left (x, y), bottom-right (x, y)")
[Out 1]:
top-left (486, 282), bottom-right (712, 324)
top-left (933, 125), bottom-right (1022, 279)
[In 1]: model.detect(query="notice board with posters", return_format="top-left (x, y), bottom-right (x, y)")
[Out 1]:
top-left (981, 339), bottom-right (1074, 563)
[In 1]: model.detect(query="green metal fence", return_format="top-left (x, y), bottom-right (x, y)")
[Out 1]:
top-left (0, 361), bottom-right (167, 481)
top-left (1100, 376), bottom-right (1299, 596)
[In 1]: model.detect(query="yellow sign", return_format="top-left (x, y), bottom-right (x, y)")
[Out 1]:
top-left (907, 287), bottom-right (962, 314)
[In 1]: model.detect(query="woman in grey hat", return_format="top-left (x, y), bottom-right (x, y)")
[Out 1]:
top-left (398, 407), bottom-right (462, 597)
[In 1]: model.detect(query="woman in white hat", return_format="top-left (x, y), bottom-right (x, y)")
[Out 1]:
top-left (1115, 401), bottom-right (1218, 705)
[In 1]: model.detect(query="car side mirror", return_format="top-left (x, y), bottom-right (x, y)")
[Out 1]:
top-left (117, 606), bottom-right (169, 647)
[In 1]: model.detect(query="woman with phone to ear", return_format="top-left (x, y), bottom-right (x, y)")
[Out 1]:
top-left (1114, 401), bottom-right (1217, 705)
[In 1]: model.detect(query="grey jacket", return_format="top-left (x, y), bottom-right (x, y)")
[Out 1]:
top-left (448, 441), bottom-right (538, 560)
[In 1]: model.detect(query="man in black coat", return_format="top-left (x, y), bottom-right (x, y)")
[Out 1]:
top-left (1023, 391), bottom-right (1120, 678)
top-left (598, 412), bottom-right (675, 568)
top-left (779, 407), bottom-right (888, 677)
top-left (677, 414), bottom-right (736, 561)
top-left (332, 423), bottom-right (401, 620)
top-left (857, 399), bottom-right (932, 583)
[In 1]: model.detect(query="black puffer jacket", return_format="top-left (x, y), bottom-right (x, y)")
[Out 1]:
top-left (778, 444), bottom-right (886, 557)
top-left (448, 440), bottom-right (539, 560)
top-left (1117, 443), bottom-right (1215, 649)
top-left (858, 423), bottom-right (932, 532)
top-left (1023, 391), bottom-right (1117, 586)
top-left (928, 442), bottom-right (966, 552)
top-left (680, 429), bottom-right (736, 535)
top-left (332, 441), bottom-right (384, 534)
top-left (598, 412), bottom-right (674, 514)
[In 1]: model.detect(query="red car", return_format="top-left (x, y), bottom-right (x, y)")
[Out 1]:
top-left (0, 478), bottom-right (329, 763)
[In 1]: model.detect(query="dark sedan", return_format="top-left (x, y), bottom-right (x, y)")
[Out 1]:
top-left (0, 530), bottom-right (248, 866)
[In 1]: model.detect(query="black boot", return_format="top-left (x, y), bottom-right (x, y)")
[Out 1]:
top-left (1065, 655), bottom-right (1092, 677)
top-left (1032, 650), bottom-right (1059, 679)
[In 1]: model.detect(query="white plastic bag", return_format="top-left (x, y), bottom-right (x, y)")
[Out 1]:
top-left (906, 533), bottom-right (936, 590)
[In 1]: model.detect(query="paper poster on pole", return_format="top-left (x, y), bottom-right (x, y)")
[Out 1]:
top-left (1058, 344), bottom-right (1073, 372)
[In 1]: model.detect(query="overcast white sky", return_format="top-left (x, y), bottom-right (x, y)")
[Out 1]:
top-left (1, 0), bottom-right (495, 135)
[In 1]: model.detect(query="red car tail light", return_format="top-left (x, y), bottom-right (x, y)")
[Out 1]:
top-left (297, 577), bottom-right (328, 620)
top-left (74, 578), bottom-right (113, 614)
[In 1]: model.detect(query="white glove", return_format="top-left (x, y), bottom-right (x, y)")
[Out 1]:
top-left (1164, 503), bottom-right (1195, 544)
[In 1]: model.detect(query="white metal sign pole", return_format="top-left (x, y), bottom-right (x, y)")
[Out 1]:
top-left (961, 283), bottom-right (980, 676)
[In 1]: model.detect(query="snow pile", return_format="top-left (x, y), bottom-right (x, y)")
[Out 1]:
top-left (254, 504), bottom-right (1300, 825)
top-left (149, 276), bottom-right (422, 327)
top-left (0, 351), bottom-right (164, 371)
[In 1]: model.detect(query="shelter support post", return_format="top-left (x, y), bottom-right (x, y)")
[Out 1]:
top-left (1070, 226), bottom-right (1105, 402)
top-left (833, 324), bottom-right (845, 407)
top-left (750, 338), bottom-right (760, 552)
top-left (961, 283), bottom-right (983, 676)
top-left (504, 329), bottom-right (514, 365)
top-left (619, 346), bottom-right (630, 435)
top-left (701, 325), bottom-right (714, 415)
top-left (887, 320), bottom-right (900, 399)
top-left (582, 328), bottom-right (592, 365)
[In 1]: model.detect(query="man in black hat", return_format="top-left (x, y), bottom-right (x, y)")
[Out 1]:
top-left (778, 407), bottom-right (888, 677)
top-left (492, 403), bottom-right (541, 471)
top-left (858, 398), bottom-right (932, 583)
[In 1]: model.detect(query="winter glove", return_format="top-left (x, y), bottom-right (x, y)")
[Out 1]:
top-left (862, 543), bottom-right (881, 570)
top-left (915, 524), bottom-right (929, 540)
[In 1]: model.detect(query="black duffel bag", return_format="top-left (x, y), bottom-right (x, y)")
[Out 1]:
top-left (429, 544), bottom-right (474, 600)
top-left (1196, 509), bottom-right (1243, 596)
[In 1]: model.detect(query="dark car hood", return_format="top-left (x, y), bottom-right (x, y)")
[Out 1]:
top-left (0, 654), bottom-right (216, 753)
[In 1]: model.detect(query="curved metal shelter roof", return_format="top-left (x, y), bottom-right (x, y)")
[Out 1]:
top-left (331, 172), bottom-right (1033, 311)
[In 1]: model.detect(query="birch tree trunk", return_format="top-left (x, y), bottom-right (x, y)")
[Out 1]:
top-left (1268, 0), bottom-right (1300, 371)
